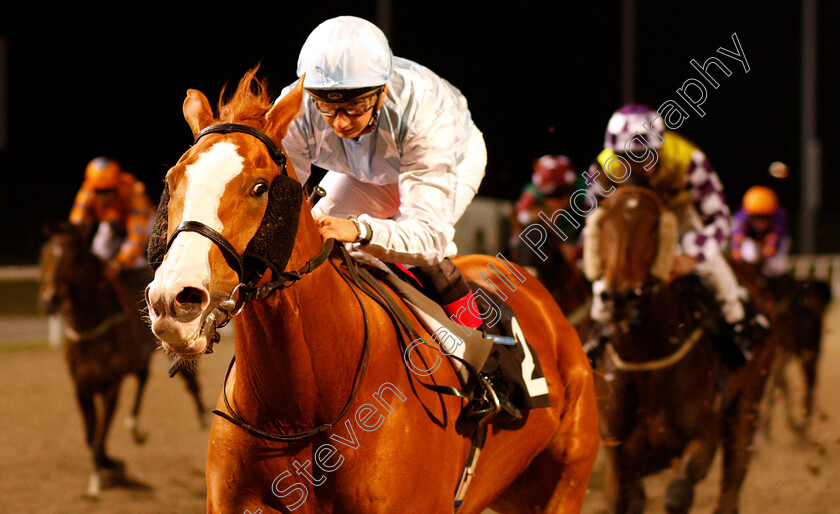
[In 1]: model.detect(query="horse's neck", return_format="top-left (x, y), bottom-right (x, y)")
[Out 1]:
top-left (615, 288), bottom-right (683, 360)
top-left (231, 213), bottom-right (366, 430)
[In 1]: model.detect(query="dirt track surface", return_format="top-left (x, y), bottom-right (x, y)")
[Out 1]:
top-left (1, 303), bottom-right (838, 513)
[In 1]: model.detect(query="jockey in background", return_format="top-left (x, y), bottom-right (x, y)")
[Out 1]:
top-left (583, 103), bottom-right (770, 368)
top-left (69, 156), bottom-right (154, 302)
top-left (279, 16), bottom-right (488, 332)
top-left (510, 154), bottom-right (587, 278)
top-left (730, 185), bottom-right (790, 277)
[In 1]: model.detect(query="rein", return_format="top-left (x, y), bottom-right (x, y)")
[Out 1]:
top-left (211, 252), bottom-right (372, 442)
top-left (64, 313), bottom-right (127, 342)
top-left (165, 123), bottom-right (477, 443)
top-left (606, 326), bottom-right (704, 372)
top-left (211, 243), bottom-right (485, 443)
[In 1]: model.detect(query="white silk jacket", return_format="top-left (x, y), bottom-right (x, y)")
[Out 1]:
top-left (279, 56), bottom-right (486, 266)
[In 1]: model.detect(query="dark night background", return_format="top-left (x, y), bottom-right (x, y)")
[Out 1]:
top-left (0, 0), bottom-right (837, 264)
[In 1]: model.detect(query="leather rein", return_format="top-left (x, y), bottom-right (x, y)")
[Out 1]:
top-left (165, 123), bottom-right (365, 442)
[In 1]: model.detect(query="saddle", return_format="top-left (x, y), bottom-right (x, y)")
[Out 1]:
top-left (339, 249), bottom-right (551, 429)
top-left (671, 274), bottom-right (746, 381)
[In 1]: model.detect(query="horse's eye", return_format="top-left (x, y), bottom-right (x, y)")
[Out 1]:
top-left (250, 182), bottom-right (269, 198)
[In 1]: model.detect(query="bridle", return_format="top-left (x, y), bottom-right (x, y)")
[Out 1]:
top-left (162, 123), bottom-right (333, 350)
top-left (598, 185), bottom-right (704, 373)
top-left (161, 122), bottom-right (368, 443)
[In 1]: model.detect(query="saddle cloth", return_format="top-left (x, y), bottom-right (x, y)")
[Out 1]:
top-left (359, 256), bottom-right (551, 414)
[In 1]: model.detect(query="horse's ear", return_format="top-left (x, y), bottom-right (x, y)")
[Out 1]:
top-left (264, 76), bottom-right (305, 142)
top-left (183, 89), bottom-right (216, 138)
top-left (42, 220), bottom-right (76, 239)
top-left (41, 220), bottom-right (60, 238)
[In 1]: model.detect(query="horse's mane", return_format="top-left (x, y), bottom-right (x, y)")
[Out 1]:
top-left (217, 65), bottom-right (274, 126)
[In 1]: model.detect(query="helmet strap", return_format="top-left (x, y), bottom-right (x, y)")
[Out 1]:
top-left (357, 86), bottom-right (387, 137)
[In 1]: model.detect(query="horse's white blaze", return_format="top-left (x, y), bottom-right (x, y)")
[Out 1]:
top-left (183, 141), bottom-right (244, 231)
top-left (147, 142), bottom-right (244, 346)
top-left (156, 142), bottom-right (244, 290)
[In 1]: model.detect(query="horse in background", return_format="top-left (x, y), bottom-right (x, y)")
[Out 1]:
top-left (38, 220), bottom-right (207, 496)
top-left (736, 264), bottom-right (834, 438)
top-left (144, 67), bottom-right (599, 513)
top-left (769, 277), bottom-right (832, 435)
top-left (587, 186), bottom-right (774, 514)
top-left (508, 201), bottom-right (592, 334)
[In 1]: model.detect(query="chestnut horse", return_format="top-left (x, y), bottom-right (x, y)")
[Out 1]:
top-left (38, 220), bottom-right (207, 496)
top-left (590, 187), bottom-right (773, 514)
top-left (145, 68), bottom-right (599, 513)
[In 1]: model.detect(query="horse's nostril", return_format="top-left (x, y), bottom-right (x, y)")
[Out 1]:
top-left (175, 287), bottom-right (206, 308)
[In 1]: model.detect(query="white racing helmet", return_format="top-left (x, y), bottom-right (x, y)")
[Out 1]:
top-left (297, 16), bottom-right (393, 94)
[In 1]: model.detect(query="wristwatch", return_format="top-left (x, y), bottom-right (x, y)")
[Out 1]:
top-left (346, 215), bottom-right (372, 245)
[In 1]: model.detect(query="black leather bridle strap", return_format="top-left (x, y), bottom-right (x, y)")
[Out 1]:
top-left (211, 254), bottom-right (371, 442)
top-left (249, 238), bottom-right (336, 301)
top-left (167, 221), bottom-right (246, 283)
top-left (195, 123), bottom-right (288, 174)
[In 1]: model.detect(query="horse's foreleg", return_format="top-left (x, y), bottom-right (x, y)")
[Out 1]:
top-left (759, 347), bottom-right (786, 439)
top-left (800, 348), bottom-right (819, 431)
top-left (75, 388), bottom-right (96, 447)
top-left (664, 437), bottom-right (717, 514)
top-left (127, 368), bottom-right (149, 444)
top-left (598, 446), bottom-right (645, 514)
top-left (179, 367), bottom-right (208, 428)
top-left (93, 382), bottom-right (123, 472)
top-left (75, 388), bottom-right (101, 496)
top-left (717, 388), bottom-right (763, 514)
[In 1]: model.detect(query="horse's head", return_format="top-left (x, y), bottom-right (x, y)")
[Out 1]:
top-left (145, 68), bottom-right (305, 358)
top-left (585, 186), bottom-right (678, 315)
top-left (38, 221), bottom-right (100, 314)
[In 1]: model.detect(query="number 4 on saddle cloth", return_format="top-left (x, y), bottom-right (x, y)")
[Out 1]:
top-left (371, 261), bottom-right (552, 429)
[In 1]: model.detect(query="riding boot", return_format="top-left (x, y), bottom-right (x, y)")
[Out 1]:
top-left (410, 259), bottom-right (521, 424)
top-left (720, 301), bottom-right (771, 369)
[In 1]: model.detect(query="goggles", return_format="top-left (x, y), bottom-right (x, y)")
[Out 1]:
top-left (310, 87), bottom-right (383, 118)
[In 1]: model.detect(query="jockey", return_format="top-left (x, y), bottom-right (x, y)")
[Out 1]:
top-left (730, 185), bottom-right (790, 276)
top-left (69, 157), bottom-right (154, 299)
top-left (583, 104), bottom-right (769, 368)
top-left (279, 16), bottom-right (487, 331)
top-left (510, 155), bottom-right (586, 277)
top-left (513, 155), bottom-right (583, 234)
